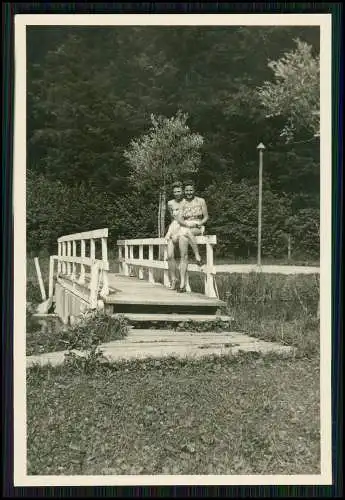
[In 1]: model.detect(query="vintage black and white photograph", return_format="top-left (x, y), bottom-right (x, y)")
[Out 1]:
top-left (14, 13), bottom-right (333, 486)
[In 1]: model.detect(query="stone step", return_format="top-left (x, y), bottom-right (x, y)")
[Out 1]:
top-left (111, 313), bottom-right (233, 324)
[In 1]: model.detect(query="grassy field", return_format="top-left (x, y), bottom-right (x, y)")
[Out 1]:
top-left (26, 255), bottom-right (320, 476)
top-left (27, 353), bottom-right (320, 475)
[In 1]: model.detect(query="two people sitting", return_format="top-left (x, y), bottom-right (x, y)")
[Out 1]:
top-left (165, 180), bottom-right (209, 293)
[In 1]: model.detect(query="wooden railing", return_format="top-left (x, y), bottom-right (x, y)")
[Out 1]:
top-left (55, 228), bottom-right (110, 308)
top-left (117, 236), bottom-right (218, 298)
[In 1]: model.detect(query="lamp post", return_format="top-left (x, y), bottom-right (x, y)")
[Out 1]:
top-left (257, 142), bottom-right (266, 266)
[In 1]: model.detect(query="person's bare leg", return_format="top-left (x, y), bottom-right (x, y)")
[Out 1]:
top-left (184, 229), bottom-right (202, 261)
top-left (167, 239), bottom-right (177, 288)
top-left (178, 235), bottom-right (189, 290)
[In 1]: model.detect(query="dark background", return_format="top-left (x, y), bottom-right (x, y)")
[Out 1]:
top-left (27, 25), bottom-right (320, 262)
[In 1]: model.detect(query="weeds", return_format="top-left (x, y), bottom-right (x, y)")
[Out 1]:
top-left (26, 310), bottom-right (129, 357)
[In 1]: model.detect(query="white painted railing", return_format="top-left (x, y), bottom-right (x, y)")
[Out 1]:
top-left (117, 236), bottom-right (218, 298)
top-left (53, 228), bottom-right (110, 308)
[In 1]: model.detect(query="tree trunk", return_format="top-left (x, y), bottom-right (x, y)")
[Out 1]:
top-left (160, 189), bottom-right (166, 237)
top-left (157, 192), bottom-right (162, 239)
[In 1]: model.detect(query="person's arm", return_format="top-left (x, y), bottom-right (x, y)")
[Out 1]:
top-left (197, 198), bottom-right (209, 226)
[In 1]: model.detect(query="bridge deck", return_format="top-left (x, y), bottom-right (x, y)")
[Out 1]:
top-left (105, 274), bottom-right (224, 308)
top-left (57, 273), bottom-right (225, 316)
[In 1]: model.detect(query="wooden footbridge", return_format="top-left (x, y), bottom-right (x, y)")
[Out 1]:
top-left (45, 228), bottom-right (228, 325)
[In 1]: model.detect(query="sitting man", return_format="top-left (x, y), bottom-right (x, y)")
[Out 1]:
top-left (165, 181), bottom-right (204, 290)
top-left (175, 180), bottom-right (209, 293)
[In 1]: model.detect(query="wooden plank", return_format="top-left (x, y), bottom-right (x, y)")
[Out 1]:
top-left (57, 243), bottom-right (62, 274)
top-left (148, 246), bottom-right (154, 283)
top-left (48, 255), bottom-right (55, 298)
top-left (71, 240), bottom-right (77, 280)
top-left (79, 240), bottom-right (86, 283)
top-left (56, 277), bottom-right (90, 304)
top-left (103, 274), bottom-right (225, 306)
top-left (56, 256), bottom-right (109, 270)
top-left (66, 241), bottom-right (72, 275)
top-left (34, 257), bottom-right (47, 301)
top-left (138, 245), bottom-right (144, 280)
top-left (117, 235), bottom-right (217, 246)
top-left (121, 258), bottom-right (215, 274)
top-left (58, 228), bottom-right (108, 242)
top-left (105, 296), bottom-right (223, 306)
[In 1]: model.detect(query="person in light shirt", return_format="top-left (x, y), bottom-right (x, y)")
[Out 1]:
top-left (175, 180), bottom-right (208, 293)
top-left (165, 181), bottom-right (204, 290)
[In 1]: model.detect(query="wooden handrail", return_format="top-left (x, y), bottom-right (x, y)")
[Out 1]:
top-left (55, 228), bottom-right (110, 304)
top-left (58, 228), bottom-right (108, 243)
top-left (117, 235), bottom-right (218, 298)
top-left (117, 235), bottom-right (217, 246)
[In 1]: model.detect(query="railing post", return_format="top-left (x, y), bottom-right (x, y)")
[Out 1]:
top-left (90, 261), bottom-right (99, 309)
top-left (71, 240), bottom-right (77, 281)
top-left (79, 239), bottom-right (86, 284)
top-left (123, 244), bottom-right (129, 276)
top-left (57, 242), bottom-right (62, 275)
top-left (163, 244), bottom-right (170, 287)
top-left (129, 245), bottom-right (135, 276)
top-left (205, 242), bottom-right (217, 298)
top-left (118, 245), bottom-right (123, 275)
top-left (138, 245), bottom-right (144, 280)
top-left (148, 245), bottom-right (155, 283)
top-left (66, 241), bottom-right (72, 276)
top-left (90, 238), bottom-right (96, 260)
top-left (48, 256), bottom-right (55, 298)
top-left (100, 236), bottom-right (109, 297)
top-left (62, 242), bottom-right (67, 274)
top-left (185, 272), bottom-right (192, 293)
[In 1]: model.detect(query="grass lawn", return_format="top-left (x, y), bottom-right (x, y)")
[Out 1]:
top-left (27, 353), bottom-right (320, 475)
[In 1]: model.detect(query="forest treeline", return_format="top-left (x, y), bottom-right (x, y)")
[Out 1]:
top-left (27, 26), bottom-right (320, 260)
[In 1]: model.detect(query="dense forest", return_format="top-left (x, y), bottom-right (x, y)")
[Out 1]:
top-left (27, 25), bottom-right (320, 261)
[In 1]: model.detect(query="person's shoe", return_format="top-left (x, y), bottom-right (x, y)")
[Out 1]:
top-left (195, 257), bottom-right (204, 267)
top-left (170, 279), bottom-right (178, 290)
top-left (177, 286), bottom-right (186, 293)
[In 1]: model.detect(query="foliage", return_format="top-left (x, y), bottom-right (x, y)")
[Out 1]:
top-left (130, 318), bottom-right (234, 332)
top-left (204, 179), bottom-right (294, 258)
top-left (27, 26), bottom-right (321, 259)
top-left (216, 271), bottom-right (319, 318)
top-left (257, 38), bottom-right (320, 142)
top-left (124, 110), bottom-right (203, 237)
top-left (124, 111), bottom-right (204, 192)
top-left (26, 170), bottom-right (156, 252)
top-left (26, 309), bottom-right (129, 356)
top-left (214, 271), bottom-right (320, 357)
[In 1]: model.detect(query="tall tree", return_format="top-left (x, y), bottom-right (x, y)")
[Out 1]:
top-left (124, 111), bottom-right (204, 238)
top-left (257, 38), bottom-right (320, 142)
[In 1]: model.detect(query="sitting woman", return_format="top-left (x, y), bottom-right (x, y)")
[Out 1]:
top-left (174, 180), bottom-right (209, 292)
top-left (165, 203), bottom-right (204, 267)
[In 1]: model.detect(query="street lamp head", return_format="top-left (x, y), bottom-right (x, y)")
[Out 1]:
top-left (257, 142), bottom-right (266, 151)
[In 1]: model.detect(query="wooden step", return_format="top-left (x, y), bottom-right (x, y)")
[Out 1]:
top-left (105, 303), bottom-right (222, 315)
top-left (111, 313), bottom-right (233, 323)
